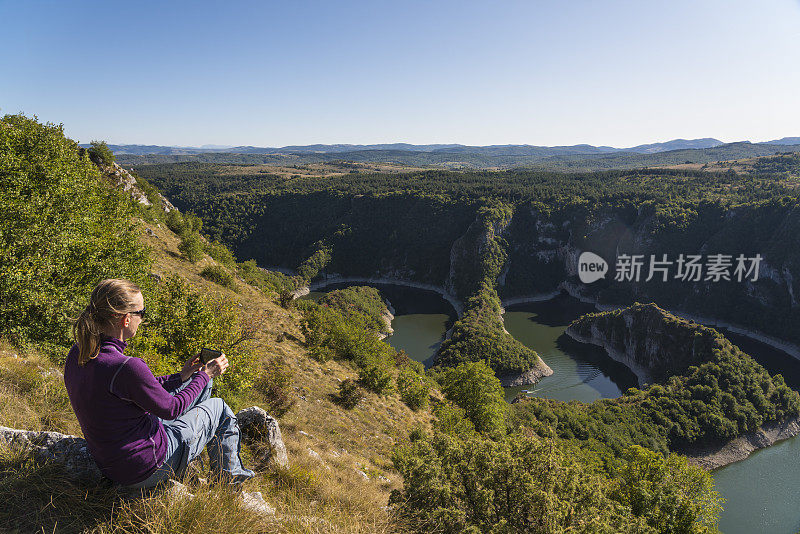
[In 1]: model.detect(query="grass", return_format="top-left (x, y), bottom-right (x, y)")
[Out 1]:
top-left (0, 340), bottom-right (79, 435)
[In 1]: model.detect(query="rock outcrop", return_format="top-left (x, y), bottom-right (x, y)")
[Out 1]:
top-left (236, 406), bottom-right (289, 468)
top-left (497, 364), bottom-right (553, 388)
top-left (106, 162), bottom-right (176, 213)
top-left (565, 302), bottom-right (720, 384)
top-left (682, 415), bottom-right (800, 470)
top-left (0, 426), bottom-right (102, 481)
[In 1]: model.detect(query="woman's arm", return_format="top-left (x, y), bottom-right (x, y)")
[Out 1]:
top-left (111, 357), bottom-right (209, 420)
top-left (156, 373), bottom-right (184, 391)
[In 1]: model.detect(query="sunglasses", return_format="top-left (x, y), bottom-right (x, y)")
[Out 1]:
top-left (130, 308), bottom-right (147, 318)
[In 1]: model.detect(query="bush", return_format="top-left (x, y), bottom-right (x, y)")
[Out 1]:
top-left (165, 210), bottom-right (203, 236)
top-left (204, 240), bottom-right (237, 268)
top-left (87, 140), bottom-right (115, 165)
top-left (397, 366), bottom-right (429, 410)
top-left (200, 265), bottom-right (237, 291)
top-left (0, 114), bottom-right (151, 353)
top-left (336, 378), bottom-right (363, 409)
top-left (390, 431), bottom-right (721, 534)
top-left (359, 362), bottom-right (393, 394)
top-left (165, 210), bottom-right (188, 235)
top-left (178, 233), bottom-right (205, 263)
top-left (237, 260), bottom-right (296, 295)
top-left (255, 356), bottom-right (295, 416)
top-left (127, 276), bottom-right (259, 404)
top-left (438, 360), bottom-right (507, 436)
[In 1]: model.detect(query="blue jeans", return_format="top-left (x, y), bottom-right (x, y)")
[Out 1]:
top-left (127, 377), bottom-right (254, 488)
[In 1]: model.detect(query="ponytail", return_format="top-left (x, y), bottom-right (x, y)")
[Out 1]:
top-left (73, 279), bottom-right (141, 366)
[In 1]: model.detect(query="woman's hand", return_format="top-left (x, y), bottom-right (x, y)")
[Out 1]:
top-left (201, 353), bottom-right (229, 379)
top-left (180, 353), bottom-right (204, 382)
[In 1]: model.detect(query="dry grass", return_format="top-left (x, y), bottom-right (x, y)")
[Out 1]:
top-left (0, 341), bottom-right (80, 435)
top-left (0, 440), bottom-right (399, 534)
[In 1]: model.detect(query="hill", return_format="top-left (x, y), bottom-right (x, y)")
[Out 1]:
top-left (115, 140), bottom-right (800, 171)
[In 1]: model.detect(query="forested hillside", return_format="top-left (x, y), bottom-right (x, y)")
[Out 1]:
top-left (135, 160), bottom-right (800, 356)
top-left (116, 141), bottom-right (800, 171)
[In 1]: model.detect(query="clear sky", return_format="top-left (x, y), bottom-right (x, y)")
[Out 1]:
top-left (2, 0), bottom-right (799, 147)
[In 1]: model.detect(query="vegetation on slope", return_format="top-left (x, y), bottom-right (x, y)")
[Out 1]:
top-left (0, 114), bottom-right (434, 533)
top-left (0, 114), bottom-right (151, 354)
top-left (513, 304), bottom-right (800, 460)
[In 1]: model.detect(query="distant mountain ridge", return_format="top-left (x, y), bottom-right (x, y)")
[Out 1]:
top-left (93, 136), bottom-right (800, 159)
top-left (91, 139), bottom-right (733, 156)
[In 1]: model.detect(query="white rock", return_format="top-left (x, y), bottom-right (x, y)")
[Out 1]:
top-left (166, 480), bottom-right (194, 501)
top-left (236, 406), bottom-right (289, 468)
top-left (240, 491), bottom-right (276, 516)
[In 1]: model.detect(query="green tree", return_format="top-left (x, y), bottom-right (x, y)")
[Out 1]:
top-left (127, 276), bottom-right (259, 404)
top-left (0, 114), bottom-right (150, 353)
top-left (613, 445), bottom-right (722, 533)
top-left (87, 140), bottom-right (115, 165)
top-left (438, 360), bottom-right (508, 436)
top-left (178, 233), bottom-right (204, 263)
top-left (397, 365), bottom-right (430, 410)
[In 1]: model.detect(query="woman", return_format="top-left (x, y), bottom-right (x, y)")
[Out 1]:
top-left (64, 278), bottom-right (255, 488)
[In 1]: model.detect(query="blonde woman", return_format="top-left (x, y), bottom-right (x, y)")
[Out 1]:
top-left (64, 279), bottom-right (255, 488)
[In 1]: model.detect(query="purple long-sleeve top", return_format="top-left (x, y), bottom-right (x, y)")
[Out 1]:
top-left (63, 336), bottom-right (209, 485)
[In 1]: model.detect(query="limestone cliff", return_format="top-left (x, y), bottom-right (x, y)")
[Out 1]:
top-left (503, 203), bottom-right (800, 350)
top-left (565, 302), bottom-right (724, 384)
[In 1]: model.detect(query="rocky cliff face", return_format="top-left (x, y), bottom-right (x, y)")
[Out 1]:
top-left (565, 302), bottom-right (722, 384)
top-left (105, 163), bottom-right (177, 213)
top-left (503, 202), bottom-right (800, 348)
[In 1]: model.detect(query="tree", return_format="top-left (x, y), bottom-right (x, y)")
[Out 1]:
top-left (178, 233), bottom-right (204, 263)
top-left (438, 360), bottom-right (508, 436)
top-left (613, 445), bottom-right (722, 533)
top-left (87, 140), bottom-right (115, 166)
top-left (0, 114), bottom-right (150, 353)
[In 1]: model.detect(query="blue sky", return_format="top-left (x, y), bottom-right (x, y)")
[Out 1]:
top-left (2, 0), bottom-right (799, 147)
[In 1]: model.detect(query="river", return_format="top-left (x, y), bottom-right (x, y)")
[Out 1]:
top-left (303, 283), bottom-right (800, 533)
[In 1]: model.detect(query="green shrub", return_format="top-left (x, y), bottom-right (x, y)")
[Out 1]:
top-left (204, 240), bottom-right (237, 268)
top-left (359, 362), bottom-right (393, 394)
top-left (255, 356), bottom-right (295, 416)
top-left (432, 400), bottom-right (476, 436)
top-left (127, 276), bottom-right (258, 404)
top-left (613, 445), bottom-right (722, 533)
top-left (397, 366), bottom-right (429, 410)
top-left (390, 431), bottom-right (721, 534)
top-left (200, 265), bottom-right (237, 291)
top-left (178, 233), bottom-right (205, 263)
top-left (237, 260), bottom-right (297, 295)
top-left (87, 140), bottom-right (115, 165)
top-left (438, 360), bottom-right (507, 436)
top-left (165, 210), bottom-right (188, 234)
top-left (0, 114), bottom-right (151, 353)
top-left (336, 378), bottom-right (363, 409)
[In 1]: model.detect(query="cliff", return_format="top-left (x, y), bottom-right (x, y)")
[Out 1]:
top-left (565, 302), bottom-right (720, 384)
top-left (562, 302), bottom-right (800, 469)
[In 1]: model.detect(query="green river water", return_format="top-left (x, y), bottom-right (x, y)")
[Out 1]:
top-left (305, 284), bottom-right (800, 533)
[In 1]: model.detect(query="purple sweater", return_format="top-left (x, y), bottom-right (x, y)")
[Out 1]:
top-left (63, 336), bottom-right (210, 485)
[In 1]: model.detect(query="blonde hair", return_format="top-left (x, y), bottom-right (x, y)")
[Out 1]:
top-left (73, 279), bottom-right (141, 366)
